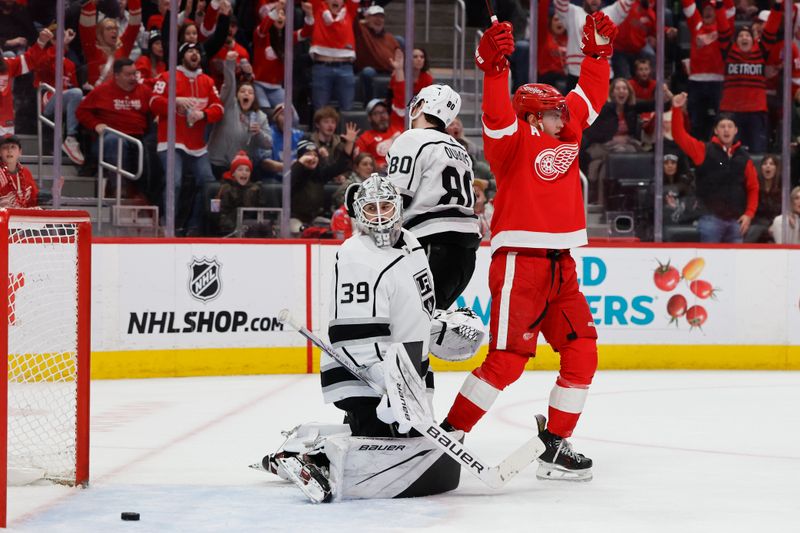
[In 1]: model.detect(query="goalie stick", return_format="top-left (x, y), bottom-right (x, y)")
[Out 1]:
top-left (278, 309), bottom-right (545, 489)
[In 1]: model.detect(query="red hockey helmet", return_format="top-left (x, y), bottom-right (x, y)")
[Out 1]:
top-left (512, 83), bottom-right (568, 123)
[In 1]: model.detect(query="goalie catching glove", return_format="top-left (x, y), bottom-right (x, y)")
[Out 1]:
top-left (580, 12), bottom-right (617, 58)
top-left (475, 21), bottom-right (515, 74)
top-left (429, 307), bottom-right (486, 362)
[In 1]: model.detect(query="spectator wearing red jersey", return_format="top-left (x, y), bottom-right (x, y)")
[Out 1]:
top-left (77, 58), bottom-right (152, 195)
top-left (760, 3), bottom-right (800, 148)
top-left (0, 27), bottom-right (48, 137)
top-left (29, 28), bottom-right (85, 165)
top-left (252, 1), bottom-right (314, 109)
top-left (150, 42), bottom-right (224, 235)
top-left (308, 0), bottom-right (359, 111)
top-left (717, 11), bottom-right (777, 153)
top-left (505, 0), bottom-right (568, 92)
top-left (355, 99), bottom-right (403, 172)
top-left (80, 0), bottom-right (142, 89)
top-left (671, 92), bottom-right (758, 243)
top-left (354, 4), bottom-right (400, 104)
top-left (0, 135), bottom-right (37, 208)
top-left (135, 30), bottom-right (166, 88)
top-left (612, 0), bottom-right (677, 79)
top-left (681, 0), bottom-right (734, 140)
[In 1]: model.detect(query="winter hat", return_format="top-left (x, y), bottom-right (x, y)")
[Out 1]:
top-left (148, 30), bottom-right (162, 49)
top-left (223, 151), bottom-right (253, 180)
top-left (178, 42), bottom-right (200, 63)
top-left (297, 139), bottom-right (318, 159)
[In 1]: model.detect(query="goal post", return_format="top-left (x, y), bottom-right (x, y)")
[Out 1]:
top-left (0, 209), bottom-right (91, 528)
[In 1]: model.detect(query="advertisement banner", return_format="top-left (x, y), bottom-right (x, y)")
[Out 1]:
top-left (91, 241), bottom-right (800, 377)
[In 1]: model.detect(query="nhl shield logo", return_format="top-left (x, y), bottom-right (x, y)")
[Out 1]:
top-left (188, 258), bottom-right (222, 302)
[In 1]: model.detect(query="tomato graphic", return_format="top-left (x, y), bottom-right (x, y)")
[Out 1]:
top-left (686, 305), bottom-right (707, 329)
top-left (667, 294), bottom-right (687, 325)
top-left (654, 259), bottom-right (680, 291)
top-left (690, 280), bottom-right (718, 299)
top-left (682, 257), bottom-right (705, 281)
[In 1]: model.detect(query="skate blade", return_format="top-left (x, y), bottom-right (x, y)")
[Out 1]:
top-left (536, 462), bottom-right (593, 482)
top-left (276, 456), bottom-right (332, 503)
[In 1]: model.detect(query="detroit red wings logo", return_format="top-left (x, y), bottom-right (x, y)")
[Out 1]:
top-left (534, 143), bottom-right (579, 181)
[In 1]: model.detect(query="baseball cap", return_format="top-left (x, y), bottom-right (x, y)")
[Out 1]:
top-left (365, 5), bottom-right (385, 16)
top-left (366, 98), bottom-right (389, 114)
top-left (0, 135), bottom-right (21, 148)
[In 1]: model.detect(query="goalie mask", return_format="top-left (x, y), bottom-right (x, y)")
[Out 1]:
top-left (351, 174), bottom-right (404, 248)
top-left (429, 308), bottom-right (486, 362)
top-left (408, 84), bottom-right (461, 127)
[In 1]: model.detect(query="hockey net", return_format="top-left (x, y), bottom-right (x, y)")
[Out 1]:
top-left (1, 209), bottom-right (90, 525)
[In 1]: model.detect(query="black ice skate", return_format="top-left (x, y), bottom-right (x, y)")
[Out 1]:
top-left (535, 414), bottom-right (593, 482)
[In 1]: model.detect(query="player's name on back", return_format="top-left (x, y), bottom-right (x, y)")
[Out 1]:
top-left (443, 145), bottom-right (471, 165)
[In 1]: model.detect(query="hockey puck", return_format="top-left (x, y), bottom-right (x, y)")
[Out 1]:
top-left (121, 512), bottom-right (140, 521)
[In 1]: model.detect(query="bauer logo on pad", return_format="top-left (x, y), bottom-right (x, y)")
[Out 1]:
top-left (188, 257), bottom-right (222, 302)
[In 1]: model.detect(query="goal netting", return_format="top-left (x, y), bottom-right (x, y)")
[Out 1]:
top-left (2, 210), bottom-right (90, 491)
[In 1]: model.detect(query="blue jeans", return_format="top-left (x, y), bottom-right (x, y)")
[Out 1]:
top-left (311, 62), bottom-right (356, 111)
top-left (253, 82), bottom-right (286, 109)
top-left (698, 215), bottom-right (743, 243)
top-left (359, 66), bottom-right (378, 103)
top-left (158, 150), bottom-right (215, 233)
top-left (43, 87), bottom-right (83, 136)
top-left (98, 132), bottom-right (139, 173)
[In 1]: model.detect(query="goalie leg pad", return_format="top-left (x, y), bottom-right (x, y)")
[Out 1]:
top-left (324, 432), bottom-right (463, 500)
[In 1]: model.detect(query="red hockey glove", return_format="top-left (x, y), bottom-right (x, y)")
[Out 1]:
top-left (475, 21), bottom-right (515, 74)
top-left (580, 12), bottom-right (617, 58)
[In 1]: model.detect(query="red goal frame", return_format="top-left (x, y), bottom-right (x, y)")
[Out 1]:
top-left (0, 209), bottom-right (91, 528)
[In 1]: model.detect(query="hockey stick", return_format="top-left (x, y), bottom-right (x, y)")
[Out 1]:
top-left (278, 309), bottom-right (545, 489)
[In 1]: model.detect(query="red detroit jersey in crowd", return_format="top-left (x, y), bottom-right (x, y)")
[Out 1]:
top-left (76, 80), bottom-right (152, 136)
top-left (150, 67), bottom-right (224, 155)
top-left (481, 56), bottom-right (609, 253)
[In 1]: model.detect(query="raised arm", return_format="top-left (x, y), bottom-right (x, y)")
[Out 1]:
top-left (119, 0), bottom-right (142, 56)
top-left (600, 0), bottom-right (634, 25)
top-left (670, 92), bottom-right (706, 166)
top-left (564, 13), bottom-right (615, 133)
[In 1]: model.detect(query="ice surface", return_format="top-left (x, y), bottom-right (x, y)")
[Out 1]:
top-left (9, 371), bottom-right (800, 532)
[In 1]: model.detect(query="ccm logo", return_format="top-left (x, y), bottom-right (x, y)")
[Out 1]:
top-left (427, 426), bottom-right (485, 474)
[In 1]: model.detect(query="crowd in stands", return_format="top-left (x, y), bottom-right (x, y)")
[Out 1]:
top-left (0, 0), bottom-right (798, 243)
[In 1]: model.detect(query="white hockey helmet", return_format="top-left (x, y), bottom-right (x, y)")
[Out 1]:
top-left (429, 307), bottom-right (486, 362)
top-left (351, 174), bottom-right (404, 248)
top-left (408, 84), bottom-right (461, 128)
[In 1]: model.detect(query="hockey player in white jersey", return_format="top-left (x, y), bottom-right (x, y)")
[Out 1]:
top-left (255, 176), bottom-right (485, 503)
top-left (386, 84), bottom-right (482, 310)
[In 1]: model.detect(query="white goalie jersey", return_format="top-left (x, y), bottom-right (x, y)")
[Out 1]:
top-left (386, 128), bottom-right (481, 242)
top-left (322, 229), bottom-right (436, 405)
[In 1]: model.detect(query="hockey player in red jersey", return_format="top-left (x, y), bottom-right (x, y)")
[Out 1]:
top-left (443, 13), bottom-right (618, 482)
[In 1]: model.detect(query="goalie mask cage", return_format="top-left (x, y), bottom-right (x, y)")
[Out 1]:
top-left (0, 209), bottom-right (91, 528)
